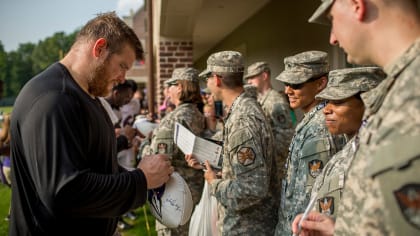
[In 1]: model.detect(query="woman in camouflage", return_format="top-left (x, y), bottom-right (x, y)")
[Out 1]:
top-left (149, 67), bottom-right (205, 236)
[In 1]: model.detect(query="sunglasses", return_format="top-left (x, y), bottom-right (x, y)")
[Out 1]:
top-left (284, 74), bottom-right (327, 90)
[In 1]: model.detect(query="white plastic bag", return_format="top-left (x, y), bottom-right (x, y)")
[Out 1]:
top-left (189, 181), bottom-right (219, 236)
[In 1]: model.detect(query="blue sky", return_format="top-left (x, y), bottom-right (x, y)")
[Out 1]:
top-left (0, 0), bottom-right (144, 52)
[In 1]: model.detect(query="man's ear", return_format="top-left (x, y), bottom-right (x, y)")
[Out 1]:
top-left (215, 76), bottom-right (222, 87)
top-left (262, 72), bottom-right (269, 81)
top-left (352, 0), bottom-right (366, 21)
top-left (317, 76), bottom-right (329, 92)
top-left (92, 38), bottom-right (107, 58)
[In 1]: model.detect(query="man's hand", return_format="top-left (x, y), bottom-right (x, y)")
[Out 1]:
top-left (138, 154), bottom-right (174, 189)
top-left (203, 161), bottom-right (217, 184)
top-left (185, 154), bottom-right (204, 170)
top-left (292, 211), bottom-right (335, 236)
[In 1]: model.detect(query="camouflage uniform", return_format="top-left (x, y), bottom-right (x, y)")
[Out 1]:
top-left (333, 38), bottom-right (420, 236)
top-left (275, 51), bottom-right (346, 235)
top-left (150, 68), bottom-right (205, 236)
top-left (200, 51), bottom-right (278, 235)
top-left (244, 62), bottom-right (294, 181)
top-left (310, 67), bottom-right (385, 219)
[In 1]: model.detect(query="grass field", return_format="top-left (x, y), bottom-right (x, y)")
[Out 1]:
top-left (0, 184), bottom-right (158, 235)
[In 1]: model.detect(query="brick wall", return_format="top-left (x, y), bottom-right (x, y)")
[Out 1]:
top-left (157, 40), bottom-right (193, 104)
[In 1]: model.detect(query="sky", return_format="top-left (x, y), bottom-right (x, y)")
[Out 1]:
top-left (0, 0), bottom-right (144, 52)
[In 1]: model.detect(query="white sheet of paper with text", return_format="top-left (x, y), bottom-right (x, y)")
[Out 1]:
top-left (174, 122), bottom-right (222, 168)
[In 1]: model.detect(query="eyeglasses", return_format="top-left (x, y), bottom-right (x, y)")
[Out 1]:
top-left (284, 74), bottom-right (327, 90)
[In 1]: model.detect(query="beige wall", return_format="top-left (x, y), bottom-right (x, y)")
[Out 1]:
top-left (194, 0), bottom-right (346, 90)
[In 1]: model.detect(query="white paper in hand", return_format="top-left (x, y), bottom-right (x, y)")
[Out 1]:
top-left (174, 122), bottom-right (223, 168)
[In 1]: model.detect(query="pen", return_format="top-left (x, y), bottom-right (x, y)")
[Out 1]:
top-left (293, 193), bottom-right (318, 236)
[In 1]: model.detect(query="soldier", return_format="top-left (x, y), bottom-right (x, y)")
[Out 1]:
top-left (274, 51), bottom-right (346, 236)
top-left (292, 67), bottom-right (385, 228)
top-left (186, 51), bottom-right (278, 235)
top-left (149, 68), bottom-right (205, 236)
top-left (244, 62), bottom-right (294, 182)
top-left (292, 0), bottom-right (420, 235)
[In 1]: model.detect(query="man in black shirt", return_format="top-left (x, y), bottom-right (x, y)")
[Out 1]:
top-left (10, 12), bottom-right (173, 235)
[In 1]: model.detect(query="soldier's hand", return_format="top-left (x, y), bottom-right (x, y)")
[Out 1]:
top-left (138, 154), bottom-right (174, 189)
top-left (292, 211), bottom-right (335, 236)
top-left (185, 154), bottom-right (204, 170)
top-left (204, 161), bottom-right (217, 184)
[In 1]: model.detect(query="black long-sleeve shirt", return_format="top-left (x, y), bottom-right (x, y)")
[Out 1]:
top-left (10, 63), bottom-right (147, 236)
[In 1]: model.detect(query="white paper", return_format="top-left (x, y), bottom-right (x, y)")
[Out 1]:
top-left (174, 122), bottom-right (222, 168)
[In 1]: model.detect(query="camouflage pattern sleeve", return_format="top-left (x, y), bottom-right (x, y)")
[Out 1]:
top-left (310, 140), bottom-right (356, 218)
top-left (335, 39), bottom-right (420, 235)
top-left (211, 120), bottom-right (270, 211)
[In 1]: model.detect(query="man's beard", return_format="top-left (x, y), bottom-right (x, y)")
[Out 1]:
top-left (87, 59), bottom-right (111, 97)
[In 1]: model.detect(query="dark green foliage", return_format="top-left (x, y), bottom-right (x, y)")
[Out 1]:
top-left (0, 30), bottom-right (79, 99)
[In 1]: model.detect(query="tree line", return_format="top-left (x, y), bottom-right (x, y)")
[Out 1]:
top-left (0, 30), bottom-right (78, 105)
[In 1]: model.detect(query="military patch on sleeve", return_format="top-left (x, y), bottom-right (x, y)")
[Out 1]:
top-left (318, 196), bottom-right (334, 216)
top-left (393, 183), bottom-right (420, 229)
top-left (237, 147), bottom-right (255, 166)
top-left (308, 159), bottom-right (324, 178)
top-left (157, 143), bottom-right (168, 154)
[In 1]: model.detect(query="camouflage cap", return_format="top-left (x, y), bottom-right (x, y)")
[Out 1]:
top-left (316, 67), bottom-right (386, 100)
top-left (243, 61), bottom-right (270, 80)
top-left (308, 0), bottom-right (335, 25)
top-left (275, 51), bottom-right (329, 84)
top-left (165, 67), bottom-right (199, 85)
top-left (198, 51), bottom-right (244, 78)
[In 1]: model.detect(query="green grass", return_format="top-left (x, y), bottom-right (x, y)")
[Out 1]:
top-left (0, 107), bottom-right (12, 115)
top-left (0, 184), bottom-right (11, 235)
top-left (121, 206), bottom-right (157, 236)
top-left (0, 184), bottom-right (157, 235)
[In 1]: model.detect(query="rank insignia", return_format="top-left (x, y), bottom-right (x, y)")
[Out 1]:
top-left (394, 184), bottom-right (420, 229)
top-left (237, 147), bottom-right (255, 166)
top-left (158, 143), bottom-right (168, 154)
top-left (318, 196), bottom-right (334, 216)
top-left (308, 159), bottom-right (324, 178)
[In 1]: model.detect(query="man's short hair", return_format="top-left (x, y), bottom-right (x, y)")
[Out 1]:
top-left (76, 12), bottom-right (143, 60)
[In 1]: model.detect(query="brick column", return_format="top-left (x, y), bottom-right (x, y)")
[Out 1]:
top-left (156, 40), bottom-right (193, 105)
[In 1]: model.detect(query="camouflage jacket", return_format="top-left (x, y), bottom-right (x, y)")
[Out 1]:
top-left (276, 102), bottom-right (346, 236)
top-left (310, 136), bottom-right (356, 219)
top-left (335, 38), bottom-right (420, 236)
top-left (258, 88), bottom-right (294, 180)
top-left (210, 92), bottom-right (278, 235)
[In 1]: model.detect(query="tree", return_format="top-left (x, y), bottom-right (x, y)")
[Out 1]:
top-left (0, 30), bottom-right (79, 98)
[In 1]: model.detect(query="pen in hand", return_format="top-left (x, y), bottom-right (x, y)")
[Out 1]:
top-left (293, 193), bottom-right (318, 236)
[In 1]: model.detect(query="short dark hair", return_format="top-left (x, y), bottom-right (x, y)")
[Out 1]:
top-left (75, 12), bottom-right (143, 60)
top-left (216, 72), bottom-right (244, 89)
top-left (125, 79), bottom-right (138, 93)
top-left (112, 81), bottom-right (132, 92)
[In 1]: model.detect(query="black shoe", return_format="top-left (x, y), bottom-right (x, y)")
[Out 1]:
top-left (124, 211), bottom-right (137, 221)
top-left (117, 219), bottom-right (132, 230)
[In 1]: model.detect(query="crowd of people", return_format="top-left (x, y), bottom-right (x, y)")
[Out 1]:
top-left (5, 0), bottom-right (420, 235)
